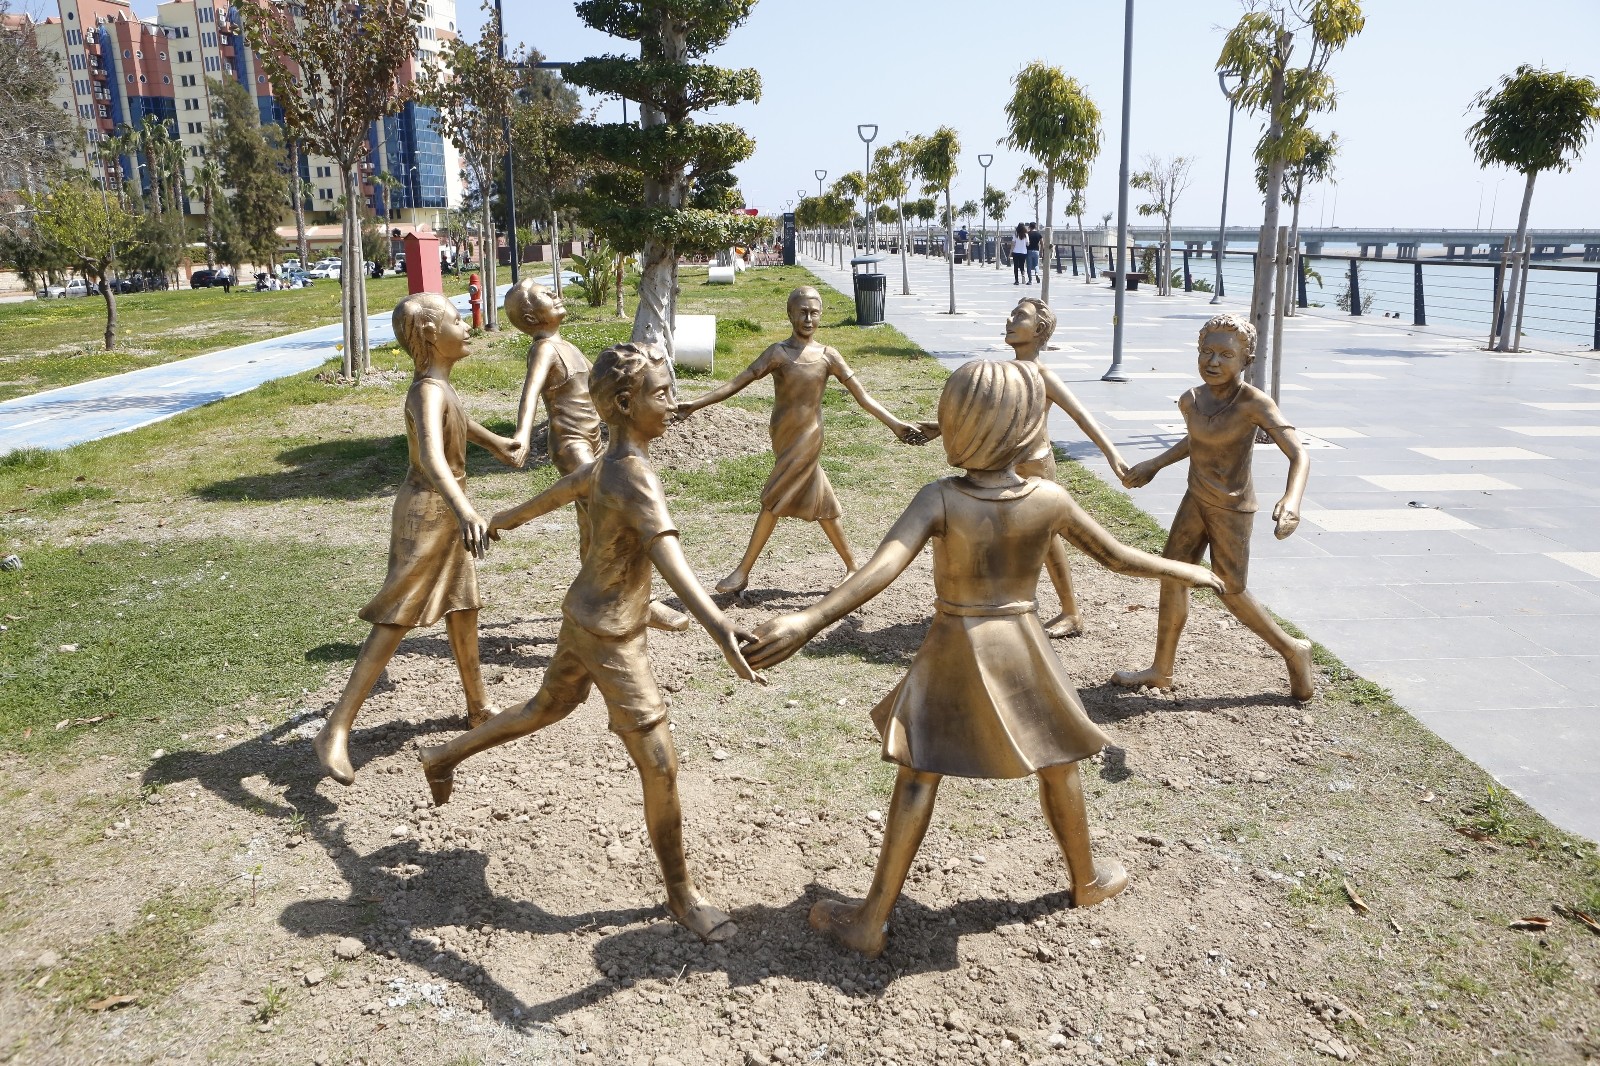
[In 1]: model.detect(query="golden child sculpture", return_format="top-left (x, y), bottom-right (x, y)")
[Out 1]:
top-left (745, 358), bottom-right (1224, 958)
top-left (1111, 311), bottom-right (1315, 700)
top-left (314, 294), bottom-right (521, 785)
top-left (418, 340), bottom-right (762, 942)
top-left (922, 297), bottom-right (1132, 637)
top-left (674, 285), bottom-right (926, 595)
top-left (504, 279), bottom-right (688, 632)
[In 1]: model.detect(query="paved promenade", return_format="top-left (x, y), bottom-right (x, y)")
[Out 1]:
top-left (0, 285), bottom-right (509, 454)
top-left (807, 250), bottom-right (1600, 842)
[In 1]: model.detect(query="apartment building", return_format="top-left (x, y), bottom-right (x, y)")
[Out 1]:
top-left (30, 0), bottom-right (463, 235)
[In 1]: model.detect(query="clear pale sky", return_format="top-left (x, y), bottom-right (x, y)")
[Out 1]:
top-left (472, 0), bottom-right (1600, 230)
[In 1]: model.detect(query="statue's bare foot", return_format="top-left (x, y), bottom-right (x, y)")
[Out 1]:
top-left (667, 894), bottom-right (738, 943)
top-left (312, 727), bottom-right (355, 786)
top-left (714, 570), bottom-right (749, 596)
top-left (647, 601), bottom-right (691, 632)
top-left (1110, 667), bottom-right (1172, 691)
top-left (808, 897), bottom-right (887, 958)
top-left (418, 746), bottom-right (454, 806)
top-left (465, 704), bottom-right (499, 729)
top-left (1287, 638), bottom-right (1315, 701)
top-left (1044, 612), bottom-right (1083, 639)
top-left (1072, 859), bottom-right (1129, 908)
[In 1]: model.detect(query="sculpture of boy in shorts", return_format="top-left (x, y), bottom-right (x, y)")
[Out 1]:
top-left (1111, 312), bottom-right (1315, 701)
top-left (419, 340), bottom-right (762, 941)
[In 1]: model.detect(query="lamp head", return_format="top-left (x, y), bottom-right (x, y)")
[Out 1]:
top-left (977, 153), bottom-right (994, 168)
top-left (857, 123), bottom-right (878, 144)
top-left (1217, 68), bottom-right (1243, 100)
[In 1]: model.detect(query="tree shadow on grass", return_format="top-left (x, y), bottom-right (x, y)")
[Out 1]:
top-left (195, 420), bottom-right (524, 503)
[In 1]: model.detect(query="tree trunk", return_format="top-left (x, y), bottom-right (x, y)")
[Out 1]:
top-left (550, 209), bottom-right (563, 300)
top-left (203, 191), bottom-right (215, 269)
top-left (99, 263), bottom-right (117, 350)
top-left (1041, 175), bottom-right (1055, 305)
top-left (615, 248), bottom-right (625, 318)
top-left (290, 141), bottom-right (309, 268)
top-left (633, 235), bottom-right (675, 360)
top-left (482, 194), bottom-right (498, 331)
top-left (1498, 170), bottom-right (1537, 352)
top-left (1250, 62), bottom-right (1287, 389)
top-left (1077, 209), bottom-right (1091, 283)
top-left (897, 200), bottom-right (910, 295)
top-left (338, 164), bottom-right (357, 378)
top-left (1161, 216), bottom-right (1172, 296)
top-left (1284, 175), bottom-right (1305, 317)
top-left (944, 187), bottom-right (956, 314)
top-left (629, 8), bottom-right (686, 362)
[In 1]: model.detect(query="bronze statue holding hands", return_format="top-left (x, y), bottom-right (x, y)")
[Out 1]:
top-left (747, 359), bottom-right (1224, 958)
top-left (419, 341), bottom-right (762, 942)
top-left (1112, 312), bottom-right (1314, 700)
top-left (675, 286), bottom-right (926, 595)
top-left (314, 294), bottom-right (520, 785)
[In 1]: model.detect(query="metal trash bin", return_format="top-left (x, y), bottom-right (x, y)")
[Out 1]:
top-left (853, 272), bottom-right (886, 325)
top-left (850, 255), bottom-right (887, 326)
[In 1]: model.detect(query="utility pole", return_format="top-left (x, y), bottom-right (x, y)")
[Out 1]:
top-left (1103, 0), bottom-right (1134, 383)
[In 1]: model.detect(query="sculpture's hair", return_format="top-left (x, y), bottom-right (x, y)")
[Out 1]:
top-left (591, 340), bottom-right (668, 423)
top-left (503, 279), bottom-right (558, 335)
top-left (392, 293), bottom-right (457, 375)
top-left (786, 285), bottom-right (822, 315)
top-left (938, 358), bottom-right (1046, 472)
top-left (1017, 297), bottom-right (1056, 341)
top-left (1200, 311), bottom-right (1256, 358)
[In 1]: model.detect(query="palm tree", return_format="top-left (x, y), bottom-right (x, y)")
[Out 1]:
top-left (1468, 65), bottom-right (1600, 351)
top-left (1004, 62), bottom-right (1102, 304)
top-left (190, 157), bottom-right (225, 268)
top-left (912, 126), bottom-right (960, 313)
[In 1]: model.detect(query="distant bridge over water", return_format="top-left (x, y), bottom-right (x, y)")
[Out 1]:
top-left (1126, 226), bottom-right (1600, 261)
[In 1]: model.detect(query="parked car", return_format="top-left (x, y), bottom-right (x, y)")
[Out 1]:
top-left (307, 259), bottom-right (342, 280)
top-left (190, 268), bottom-right (226, 288)
top-left (37, 278), bottom-right (95, 298)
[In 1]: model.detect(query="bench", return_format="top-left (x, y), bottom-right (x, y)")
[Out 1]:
top-left (1104, 271), bottom-right (1148, 291)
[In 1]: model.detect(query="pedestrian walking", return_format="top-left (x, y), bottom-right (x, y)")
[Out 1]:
top-left (1027, 222), bottom-right (1042, 283)
top-left (1011, 224), bottom-right (1028, 285)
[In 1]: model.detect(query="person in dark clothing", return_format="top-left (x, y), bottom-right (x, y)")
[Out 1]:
top-left (1011, 224), bottom-right (1029, 285)
top-left (1027, 223), bottom-right (1043, 283)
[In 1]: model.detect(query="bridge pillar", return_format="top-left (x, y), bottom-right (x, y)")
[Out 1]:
top-left (1359, 242), bottom-right (1386, 259)
top-left (1585, 243), bottom-right (1600, 263)
top-left (1397, 243), bottom-right (1419, 260)
top-left (1304, 240), bottom-right (1323, 255)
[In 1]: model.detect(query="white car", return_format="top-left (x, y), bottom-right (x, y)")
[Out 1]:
top-left (37, 279), bottom-right (93, 298)
top-left (307, 260), bottom-right (342, 280)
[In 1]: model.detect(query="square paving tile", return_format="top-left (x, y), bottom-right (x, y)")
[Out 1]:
top-left (1522, 402), bottom-right (1600, 411)
top-left (1504, 425), bottom-right (1600, 437)
top-left (1261, 583), bottom-right (1438, 622)
top-left (1303, 372), bottom-right (1385, 380)
top-left (1357, 474), bottom-right (1518, 491)
top-left (1307, 615), bottom-right (1548, 662)
top-left (1392, 579), bottom-right (1600, 618)
top-left (1547, 552), bottom-right (1600, 579)
top-left (1301, 508), bottom-right (1477, 532)
top-left (1417, 708), bottom-right (1600, 776)
top-left (1363, 656), bottom-right (1591, 711)
top-left (1496, 615), bottom-right (1600, 656)
top-left (1492, 771), bottom-right (1600, 842)
top-left (1410, 446), bottom-right (1551, 461)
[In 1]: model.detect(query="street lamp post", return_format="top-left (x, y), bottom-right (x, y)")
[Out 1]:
top-left (977, 153), bottom-right (993, 267)
top-left (815, 169), bottom-right (828, 262)
top-left (1103, 0), bottom-right (1135, 383)
top-left (1212, 69), bottom-right (1241, 304)
top-left (858, 124), bottom-right (877, 254)
top-left (797, 188), bottom-right (808, 255)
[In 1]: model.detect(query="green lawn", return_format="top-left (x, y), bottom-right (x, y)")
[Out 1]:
top-left (0, 272), bottom-right (473, 403)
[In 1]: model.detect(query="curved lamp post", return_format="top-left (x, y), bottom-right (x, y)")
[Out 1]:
top-left (1102, 0), bottom-right (1135, 383)
top-left (1212, 68), bottom-right (1242, 304)
top-left (858, 124), bottom-right (878, 253)
top-left (977, 152), bottom-right (993, 267)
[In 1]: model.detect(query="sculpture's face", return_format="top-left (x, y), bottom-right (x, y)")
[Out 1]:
top-left (626, 360), bottom-right (677, 440)
top-left (1004, 302), bottom-right (1038, 346)
top-left (789, 296), bottom-right (822, 338)
top-left (428, 301), bottom-right (470, 363)
top-left (1198, 329), bottom-right (1251, 386)
top-left (538, 291), bottom-right (567, 326)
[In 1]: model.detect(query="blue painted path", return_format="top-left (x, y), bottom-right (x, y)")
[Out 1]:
top-left (0, 285), bottom-right (513, 454)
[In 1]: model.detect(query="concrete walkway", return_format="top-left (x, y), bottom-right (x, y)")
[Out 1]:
top-left (0, 285), bottom-right (511, 454)
top-left (807, 250), bottom-right (1600, 843)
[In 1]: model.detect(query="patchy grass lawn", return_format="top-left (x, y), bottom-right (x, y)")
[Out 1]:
top-left (0, 266), bottom-right (1596, 1066)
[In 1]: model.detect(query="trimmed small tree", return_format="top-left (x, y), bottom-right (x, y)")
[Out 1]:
top-left (872, 142), bottom-right (914, 294)
top-left (1130, 154), bottom-right (1193, 296)
top-left (28, 174), bottom-right (141, 349)
top-left (209, 77), bottom-right (289, 272)
top-left (1218, 0), bottom-right (1364, 386)
top-left (243, 0), bottom-right (424, 377)
top-left (561, 0), bottom-right (766, 359)
top-left (983, 186), bottom-right (1008, 271)
top-left (418, 13), bottom-right (517, 329)
top-left (1255, 127), bottom-right (1338, 316)
top-left (1004, 63), bottom-right (1101, 305)
top-left (1468, 65), bottom-right (1600, 351)
top-left (913, 126), bottom-right (960, 314)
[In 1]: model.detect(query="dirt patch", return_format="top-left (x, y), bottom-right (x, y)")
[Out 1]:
top-left (3, 532), bottom-right (1596, 1065)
